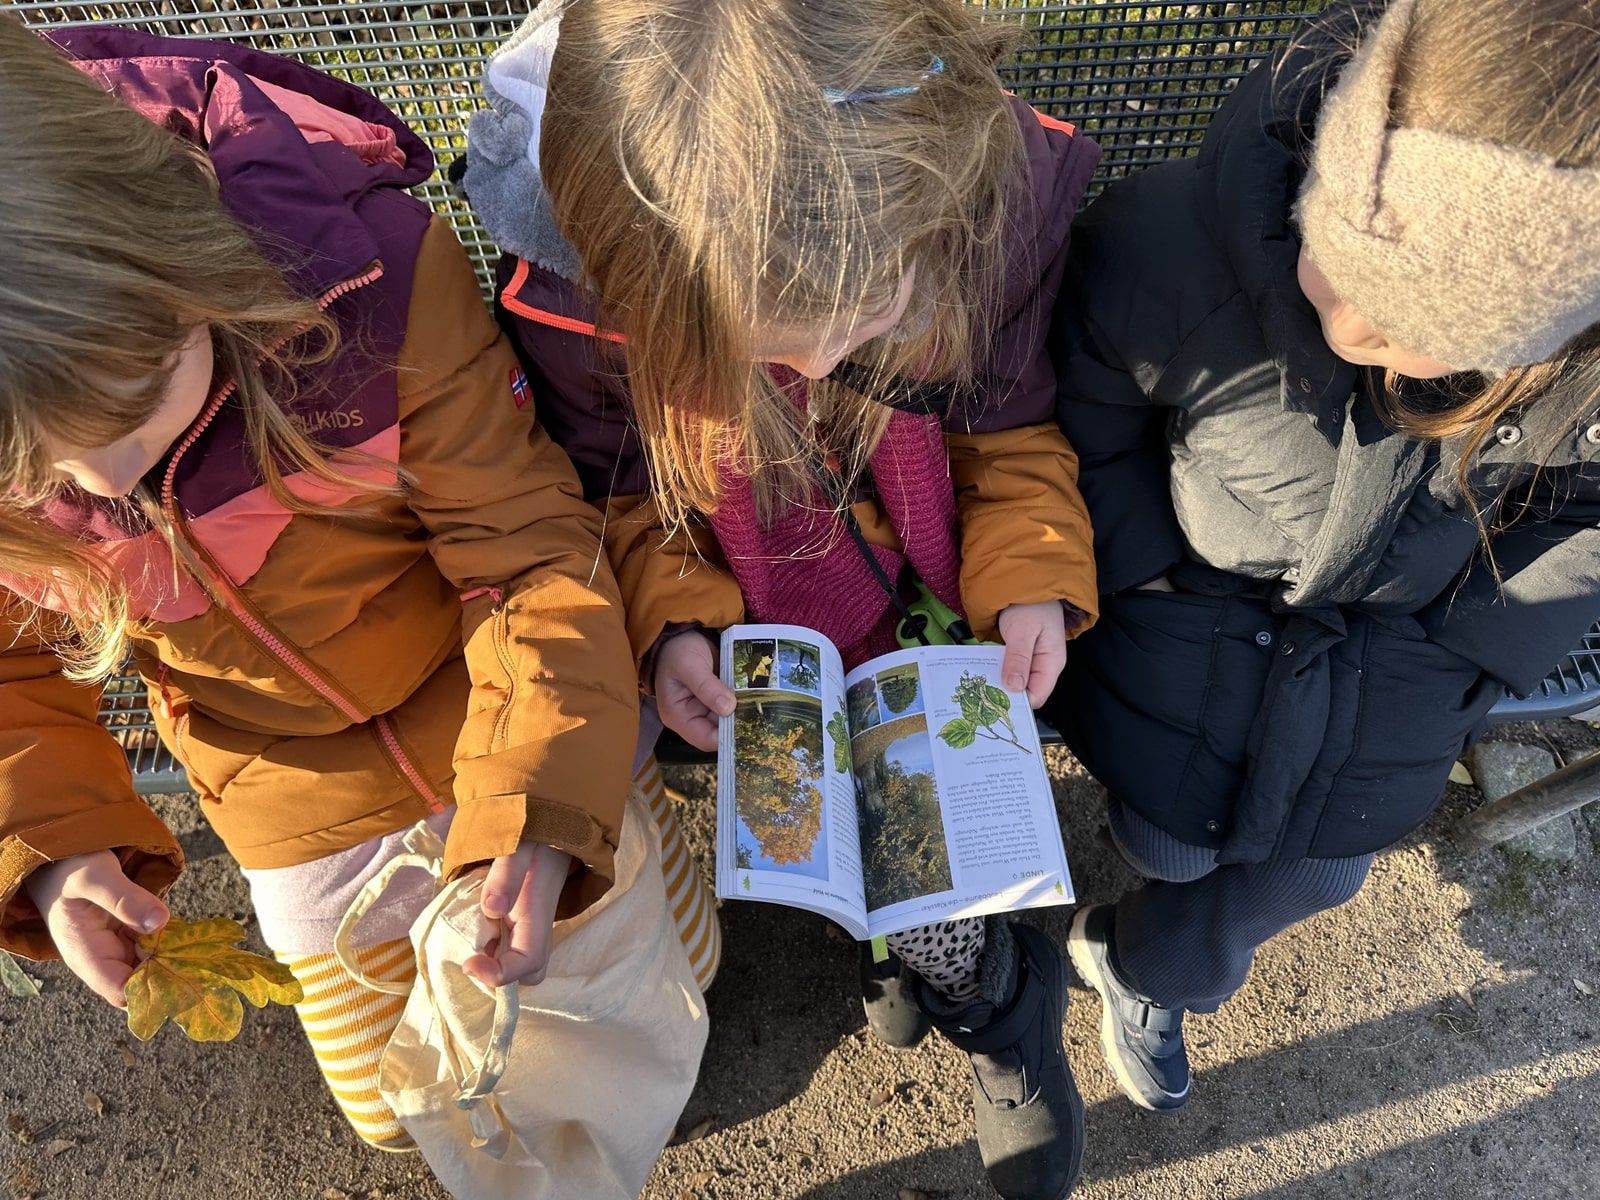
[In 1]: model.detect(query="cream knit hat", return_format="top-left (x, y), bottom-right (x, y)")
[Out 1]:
top-left (1295, 0), bottom-right (1600, 374)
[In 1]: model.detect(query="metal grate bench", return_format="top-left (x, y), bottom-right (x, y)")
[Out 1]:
top-left (15, 1), bottom-right (1597, 802)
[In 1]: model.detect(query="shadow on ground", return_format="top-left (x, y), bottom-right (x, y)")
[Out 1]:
top-left (1, 743), bottom-right (1597, 1200)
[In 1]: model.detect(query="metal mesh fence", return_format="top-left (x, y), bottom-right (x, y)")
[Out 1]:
top-left (13, 1), bottom-right (1324, 293)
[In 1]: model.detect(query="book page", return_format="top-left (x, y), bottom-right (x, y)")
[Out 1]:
top-left (843, 645), bottom-right (1073, 939)
top-left (715, 624), bottom-right (867, 937)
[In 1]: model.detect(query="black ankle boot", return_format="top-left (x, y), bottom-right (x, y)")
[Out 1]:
top-left (859, 942), bottom-right (930, 1050)
top-left (917, 920), bottom-right (1084, 1200)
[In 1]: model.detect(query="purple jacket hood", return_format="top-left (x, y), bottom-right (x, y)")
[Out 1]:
top-left (38, 27), bottom-right (435, 532)
top-left (48, 26), bottom-right (433, 301)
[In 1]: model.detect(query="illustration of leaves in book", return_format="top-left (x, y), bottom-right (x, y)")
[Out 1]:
top-left (846, 677), bottom-right (881, 732)
top-left (852, 679), bottom-right (953, 910)
top-left (938, 671), bottom-right (1032, 755)
top-left (731, 638), bottom-right (777, 690)
top-left (777, 639), bottom-right (822, 695)
top-left (826, 709), bottom-right (851, 772)
top-left (732, 691), bottom-right (829, 879)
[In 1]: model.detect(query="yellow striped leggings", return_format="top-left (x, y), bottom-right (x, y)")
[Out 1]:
top-left (277, 758), bottom-right (719, 1151)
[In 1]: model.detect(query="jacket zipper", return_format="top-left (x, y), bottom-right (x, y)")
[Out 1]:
top-left (461, 586), bottom-right (517, 749)
top-left (156, 262), bottom-right (445, 812)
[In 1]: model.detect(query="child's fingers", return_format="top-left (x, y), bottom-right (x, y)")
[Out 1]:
top-left (678, 711), bottom-right (720, 753)
top-left (480, 844), bottom-right (534, 921)
top-left (65, 860), bottom-right (168, 935)
top-left (682, 657), bottom-right (735, 717)
top-left (998, 621), bottom-right (1038, 694)
top-left (53, 925), bottom-right (137, 1008)
top-left (1026, 638), bottom-right (1068, 709)
top-left (660, 690), bottom-right (720, 752)
top-left (471, 847), bottom-right (566, 987)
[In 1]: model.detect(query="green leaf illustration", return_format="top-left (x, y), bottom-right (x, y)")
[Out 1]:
top-left (938, 718), bottom-right (977, 749)
top-left (942, 672), bottom-right (1032, 755)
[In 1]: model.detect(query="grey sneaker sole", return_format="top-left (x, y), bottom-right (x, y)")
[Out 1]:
top-left (1067, 907), bottom-right (1191, 1113)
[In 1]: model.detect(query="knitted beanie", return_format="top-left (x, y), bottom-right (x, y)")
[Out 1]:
top-left (1295, 0), bottom-right (1600, 374)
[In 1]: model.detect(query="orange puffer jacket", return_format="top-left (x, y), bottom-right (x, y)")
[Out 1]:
top-left (0, 216), bottom-right (639, 960)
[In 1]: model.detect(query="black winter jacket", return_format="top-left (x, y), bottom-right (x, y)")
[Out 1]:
top-left (1048, 21), bottom-right (1600, 860)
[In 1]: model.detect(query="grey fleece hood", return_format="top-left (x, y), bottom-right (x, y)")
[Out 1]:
top-left (462, 0), bottom-right (585, 283)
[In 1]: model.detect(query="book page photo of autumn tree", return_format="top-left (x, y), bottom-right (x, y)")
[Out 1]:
top-left (851, 663), bottom-right (954, 912)
top-left (730, 637), bottom-right (830, 881)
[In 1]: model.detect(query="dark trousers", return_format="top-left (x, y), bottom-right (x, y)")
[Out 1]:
top-left (1106, 800), bottom-right (1372, 1012)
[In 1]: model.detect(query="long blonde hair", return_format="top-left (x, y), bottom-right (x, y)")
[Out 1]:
top-left (1359, 1), bottom-right (1600, 494)
top-left (0, 18), bottom-right (397, 680)
top-left (541, 0), bottom-right (1026, 529)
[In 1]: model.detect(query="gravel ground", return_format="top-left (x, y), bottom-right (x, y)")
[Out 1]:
top-left (3, 732), bottom-right (1598, 1200)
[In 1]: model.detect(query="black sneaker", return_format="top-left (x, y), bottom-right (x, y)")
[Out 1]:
top-left (859, 942), bottom-right (930, 1050)
top-left (1067, 904), bottom-right (1191, 1112)
top-left (917, 921), bottom-right (1084, 1200)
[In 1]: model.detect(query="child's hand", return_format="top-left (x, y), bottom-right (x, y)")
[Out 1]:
top-left (463, 842), bottom-right (573, 989)
top-left (654, 631), bottom-right (735, 753)
top-left (997, 601), bottom-right (1068, 709)
top-left (24, 851), bottom-right (169, 1008)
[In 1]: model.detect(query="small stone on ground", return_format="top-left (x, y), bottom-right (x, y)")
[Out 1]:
top-left (1468, 742), bottom-right (1579, 862)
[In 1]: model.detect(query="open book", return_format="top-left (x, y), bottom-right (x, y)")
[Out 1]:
top-left (715, 623), bottom-right (1074, 940)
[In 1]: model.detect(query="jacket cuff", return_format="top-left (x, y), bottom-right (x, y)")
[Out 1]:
top-left (0, 801), bottom-right (183, 960)
top-left (638, 622), bottom-right (717, 695)
top-left (442, 792), bottom-right (620, 912)
top-left (965, 577), bottom-right (1101, 646)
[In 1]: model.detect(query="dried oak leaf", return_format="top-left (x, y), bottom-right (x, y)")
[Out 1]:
top-left (123, 917), bottom-right (302, 1042)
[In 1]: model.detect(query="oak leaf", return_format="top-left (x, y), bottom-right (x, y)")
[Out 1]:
top-left (123, 916), bottom-right (302, 1042)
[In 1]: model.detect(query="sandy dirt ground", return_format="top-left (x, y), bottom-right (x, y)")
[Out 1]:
top-left (3, 731), bottom-right (1598, 1200)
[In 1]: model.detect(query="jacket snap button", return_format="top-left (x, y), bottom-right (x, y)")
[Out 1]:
top-left (1495, 425), bottom-right (1522, 446)
top-left (1299, 376), bottom-right (1313, 394)
top-left (1255, 631), bottom-right (1273, 647)
top-left (1205, 820), bottom-right (1221, 833)
top-left (1281, 641), bottom-right (1296, 656)
top-left (1586, 423), bottom-right (1600, 445)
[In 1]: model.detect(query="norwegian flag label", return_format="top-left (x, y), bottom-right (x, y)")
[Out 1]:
top-left (509, 366), bottom-right (533, 409)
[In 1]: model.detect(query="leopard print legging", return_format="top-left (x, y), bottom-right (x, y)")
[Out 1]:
top-left (886, 917), bottom-right (985, 1001)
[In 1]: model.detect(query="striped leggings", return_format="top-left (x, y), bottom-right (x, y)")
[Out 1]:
top-left (272, 758), bottom-right (719, 1151)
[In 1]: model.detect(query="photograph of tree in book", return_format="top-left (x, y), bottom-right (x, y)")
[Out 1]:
top-left (731, 638), bottom-right (776, 690)
top-left (777, 639), bottom-right (823, 696)
top-left (846, 677), bottom-right (881, 732)
top-left (731, 690), bottom-right (830, 880)
top-left (851, 711), bottom-right (953, 912)
top-left (937, 671), bottom-right (1032, 755)
top-left (874, 662), bottom-right (924, 717)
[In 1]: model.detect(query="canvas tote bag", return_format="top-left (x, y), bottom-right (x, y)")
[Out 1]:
top-left (333, 787), bottom-right (709, 1199)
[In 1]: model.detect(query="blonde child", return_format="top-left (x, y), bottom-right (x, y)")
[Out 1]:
top-left (0, 17), bottom-right (715, 1168)
top-left (464, 2), bottom-right (1101, 1196)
